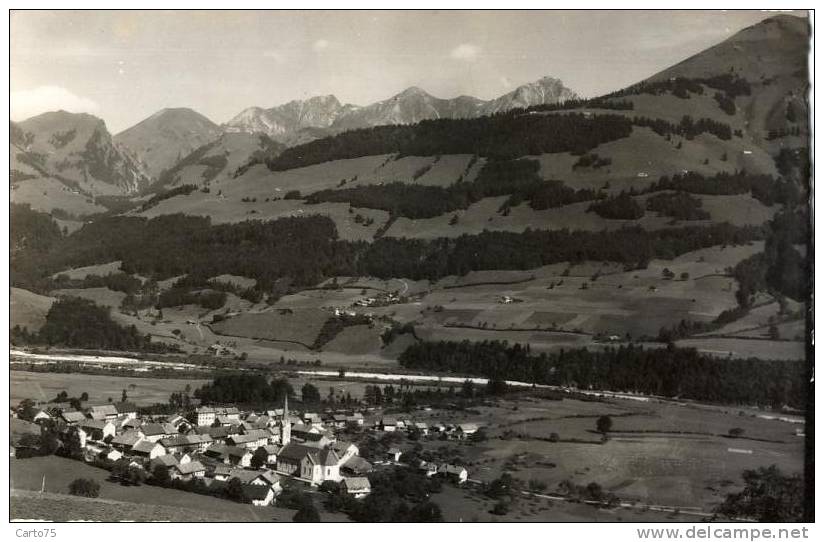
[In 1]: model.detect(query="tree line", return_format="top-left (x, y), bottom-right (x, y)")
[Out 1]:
top-left (398, 340), bottom-right (806, 408)
top-left (12, 210), bottom-right (765, 301)
top-left (265, 113), bottom-right (635, 171)
top-left (306, 159), bottom-right (600, 219)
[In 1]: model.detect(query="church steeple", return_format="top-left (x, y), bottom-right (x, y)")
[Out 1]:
top-left (280, 393), bottom-right (291, 446)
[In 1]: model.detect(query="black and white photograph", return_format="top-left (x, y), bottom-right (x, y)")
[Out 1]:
top-left (6, 5), bottom-right (815, 528)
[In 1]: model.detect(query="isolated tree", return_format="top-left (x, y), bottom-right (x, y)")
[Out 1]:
top-left (251, 447), bottom-right (268, 469)
top-left (460, 379), bottom-right (476, 399)
top-left (596, 415), bottom-right (613, 434)
top-left (79, 392), bottom-right (89, 402)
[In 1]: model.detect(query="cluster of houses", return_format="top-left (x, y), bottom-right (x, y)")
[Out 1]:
top-left (14, 398), bottom-right (478, 506)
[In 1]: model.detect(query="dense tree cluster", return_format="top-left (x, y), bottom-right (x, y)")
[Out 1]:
top-left (573, 153), bottom-right (612, 169)
top-left (29, 214), bottom-right (355, 293)
top-left (307, 159), bottom-right (600, 218)
top-left (633, 115), bottom-right (733, 141)
top-left (645, 191), bottom-right (710, 220)
top-left (359, 223), bottom-right (760, 280)
top-left (337, 467), bottom-right (444, 522)
top-left (15, 210), bottom-right (764, 302)
top-left (194, 374), bottom-right (293, 406)
top-left (14, 297), bottom-right (175, 352)
top-left (644, 171), bottom-right (801, 207)
top-left (606, 74), bottom-right (751, 101)
top-left (11, 204), bottom-right (63, 291)
top-left (398, 340), bottom-right (806, 408)
top-left (587, 192), bottom-right (645, 219)
top-left (157, 287), bottom-right (227, 310)
top-left (312, 313), bottom-right (373, 349)
top-left (715, 466), bottom-right (804, 521)
top-left (49, 272), bottom-right (144, 295)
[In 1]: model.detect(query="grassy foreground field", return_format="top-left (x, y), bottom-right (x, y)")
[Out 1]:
top-left (10, 456), bottom-right (351, 522)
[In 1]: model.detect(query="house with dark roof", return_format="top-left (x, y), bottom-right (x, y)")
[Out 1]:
top-left (331, 441), bottom-right (358, 462)
top-left (342, 455), bottom-right (372, 476)
top-left (111, 430), bottom-right (143, 451)
top-left (114, 402), bottom-right (138, 419)
top-left (60, 411), bottom-right (87, 425)
top-left (438, 463), bottom-right (468, 483)
top-left (79, 420), bottom-right (115, 442)
top-left (170, 460), bottom-right (206, 481)
top-left (242, 484), bottom-right (276, 507)
top-left (141, 423), bottom-right (176, 443)
top-left (204, 444), bottom-right (252, 467)
top-left (150, 454), bottom-right (179, 471)
top-left (130, 440), bottom-right (166, 460)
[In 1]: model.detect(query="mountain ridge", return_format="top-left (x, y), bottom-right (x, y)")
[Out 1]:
top-left (223, 75), bottom-right (579, 142)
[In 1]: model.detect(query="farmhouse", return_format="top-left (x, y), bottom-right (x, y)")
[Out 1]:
top-left (204, 444), bottom-right (252, 467)
top-left (170, 460), bottom-right (206, 481)
top-left (340, 477), bottom-right (371, 498)
top-left (331, 441), bottom-right (358, 462)
top-left (438, 464), bottom-right (468, 483)
top-left (111, 430), bottom-right (143, 452)
top-left (242, 484), bottom-right (276, 507)
top-left (130, 440), bottom-right (166, 460)
top-left (456, 423), bottom-right (480, 439)
top-left (387, 447), bottom-right (402, 463)
top-left (88, 404), bottom-right (118, 421)
top-left (141, 423), bottom-right (177, 443)
top-left (79, 420), bottom-right (116, 442)
top-left (150, 454), bottom-right (180, 471)
top-left (260, 444), bottom-right (281, 465)
top-left (114, 401), bottom-right (138, 419)
top-left (342, 455), bottom-right (372, 476)
top-left (60, 410), bottom-right (87, 425)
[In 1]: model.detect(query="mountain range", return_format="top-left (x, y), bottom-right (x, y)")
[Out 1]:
top-left (8, 14), bottom-right (809, 210)
top-left (224, 76), bottom-right (578, 144)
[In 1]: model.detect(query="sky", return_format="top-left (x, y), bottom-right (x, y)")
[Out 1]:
top-left (10, 10), bottom-right (803, 133)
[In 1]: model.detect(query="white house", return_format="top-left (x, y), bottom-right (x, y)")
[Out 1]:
top-left (438, 463), bottom-right (468, 484)
top-left (387, 447), bottom-right (402, 463)
top-left (195, 407), bottom-right (216, 427)
top-left (243, 484), bottom-right (276, 507)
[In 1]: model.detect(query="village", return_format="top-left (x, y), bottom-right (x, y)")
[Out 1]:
top-left (11, 394), bottom-right (477, 509)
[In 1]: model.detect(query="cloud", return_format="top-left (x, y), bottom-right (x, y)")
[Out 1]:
top-left (500, 76), bottom-right (513, 89)
top-left (313, 39), bottom-right (330, 52)
top-left (11, 85), bottom-right (100, 121)
top-left (450, 43), bottom-right (480, 61)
